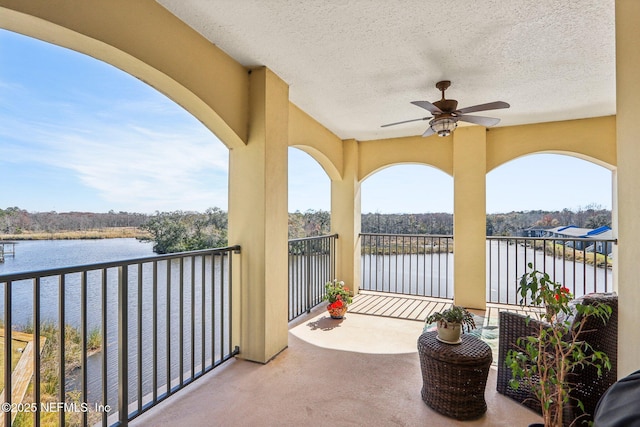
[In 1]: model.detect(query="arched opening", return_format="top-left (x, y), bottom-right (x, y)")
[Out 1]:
top-left (0, 29), bottom-right (228, 215)
top-left (360, 164), bottom-right (454, 298)
top-left (487, 153), bottom-right (612, 215)
top-left (0, 28), bottom-right (237, 422)
top-left (486, 153), bottom-right (613, 304)
top-left (288, 147), bottom-right (331, 238)
top-left (361, 164), bottom-right (453, 232)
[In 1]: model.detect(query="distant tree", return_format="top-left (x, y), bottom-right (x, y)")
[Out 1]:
top-left (535, 214), bottom-right (559, 227)
top-left (585, 213), bottom-right (611, 229)
top-left (486, 218), bottom-right (495, 236)
top-left (288, 209), bottom-right (331, 239)
top-left (140, 209), bottom-right (228, 254)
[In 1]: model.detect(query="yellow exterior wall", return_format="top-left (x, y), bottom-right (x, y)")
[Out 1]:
top-left (359, 135), bottom-right (454, 180)
top-left (331, 140), bottom-right (362, 293)
top-left (228, 68), bottom-right (289, 363)
top-left (615, 0), bottom-right (640, 378)
top-left (289, 103), bottom-right (343, 180)
top-left (452, 127), bottom-right (487, 309)
top-left (487, 116), bottom-right (616, 172)
top-left (0, 0), bottom-right (249, 149)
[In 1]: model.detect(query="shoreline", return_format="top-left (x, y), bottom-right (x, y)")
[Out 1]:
top-left (0, 227), bottom-right (152, 241)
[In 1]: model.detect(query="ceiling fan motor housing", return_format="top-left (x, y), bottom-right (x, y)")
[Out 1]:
top-left (433, 99), bottom-right (458, 114)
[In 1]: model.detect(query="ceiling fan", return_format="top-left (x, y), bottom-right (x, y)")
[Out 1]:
top-left (382, 80), bottom-right (510, 137)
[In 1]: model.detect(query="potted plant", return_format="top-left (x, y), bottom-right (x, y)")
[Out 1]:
top-left (323, 279), bottom-right (353, 319)
top-left (425, 305), bottom-right (476, 344)
top-left (505, 264), bottom-right (612, 427)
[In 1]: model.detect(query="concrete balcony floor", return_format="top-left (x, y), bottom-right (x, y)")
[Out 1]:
top-left (132, 293), bottom-right (542, 426)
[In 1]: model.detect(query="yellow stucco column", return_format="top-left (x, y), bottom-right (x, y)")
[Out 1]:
top-left (452, 127), bottom-right (487, 310)
top-left (228, 67), bottom-right (289, 363)
top-left (615, 0), bottom-right (640, 378)
top-left (331, 139), bottom-right (362, 295)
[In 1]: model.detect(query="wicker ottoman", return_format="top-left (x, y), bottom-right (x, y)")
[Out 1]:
top-left (417, 331), bottom-right (492, 420)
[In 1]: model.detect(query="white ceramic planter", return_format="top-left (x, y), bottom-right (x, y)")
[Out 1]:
top-left (436, 321), bottom-right (462, 344)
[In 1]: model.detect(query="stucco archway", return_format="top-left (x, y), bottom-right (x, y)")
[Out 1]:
top-left (0, 2), bottom-right (249, 150)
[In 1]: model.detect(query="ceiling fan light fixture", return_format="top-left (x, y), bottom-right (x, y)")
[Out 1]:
top-left (431, 117), bottom-right (457, 137)
top-left (381, 81), bottom-right (509, 137)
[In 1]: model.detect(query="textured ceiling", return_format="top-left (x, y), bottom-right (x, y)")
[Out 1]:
top-left (157, 0), bottom-right (616, 141)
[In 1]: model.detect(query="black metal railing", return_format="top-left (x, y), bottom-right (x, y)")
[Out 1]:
top-left (288, 234), bottom-right (338, 321)
top-left (487, 236), bottom-right (615, 304)
top-left (360, 233), bottom-right (454, 298)
top-left (0, 245), bottom-right (240, 427)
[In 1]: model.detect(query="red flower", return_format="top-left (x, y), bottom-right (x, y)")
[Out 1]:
top-left (330, 300), bottom-right (344, 309)
top-left (554, 287), bottom-right (571, 300)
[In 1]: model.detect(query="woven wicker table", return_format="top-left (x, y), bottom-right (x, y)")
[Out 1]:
top-left (417, 331), bottom-right (493, 420)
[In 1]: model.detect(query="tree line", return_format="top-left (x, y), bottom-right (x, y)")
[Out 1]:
top-left (0, 207), bottom-right (149, 234)
top-left (1, 205), bottom-right (611, 254)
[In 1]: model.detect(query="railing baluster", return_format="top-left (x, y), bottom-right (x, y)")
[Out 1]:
top-left (58, 275), bottom-right (65, 427)
top-left (101, 269), bottom-right (108, 427)
top-left (34, 277), bottom-right (41, 427)
top-left (306, 239), bottom-right (311, 313)
top-left (118, 266), bottom-right (128, 427)
top-left (166, 260), bottom-right (171, 397)
top-left (219, 253), bottom-right (225, 360)
top-left (152, 261), bottom-right (158, 404)
top-left (81, 271), bottom-right (88, 427)
top-left (448, 236), bottom-right (452, 298)
top-left (487, 239), bottom-right (492, 302)
top-left (137, 263), bottom-right (143, 415)
top-left (211, 255), bottom-right (222, 372)
top-left (497, 239), bottom-right (502, 303)
top-left (179, 258), bottom-right (184, 388)
top-left (4, 279), bottom-right (12, 427)
top-left (430, 237), bottom-right (435, 297)
top-left (201, 256), bottom-right (206, 377)
top-left (191, 256), bottom-right (196, 382)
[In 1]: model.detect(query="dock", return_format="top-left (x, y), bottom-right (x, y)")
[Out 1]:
top-left (0, 241), bottom-right (17, 262)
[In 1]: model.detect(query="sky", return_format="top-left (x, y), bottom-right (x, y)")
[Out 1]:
top-left (0, 29), bottom-right (612, 215)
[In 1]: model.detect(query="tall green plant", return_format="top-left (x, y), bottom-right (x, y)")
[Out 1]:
top-left (505, 264), bottom-right (612, 427)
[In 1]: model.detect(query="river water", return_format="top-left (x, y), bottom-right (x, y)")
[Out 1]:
top-left (0, 239), bottom-right (233, 413)
top-left (0, 238), bottom-right (155, 277)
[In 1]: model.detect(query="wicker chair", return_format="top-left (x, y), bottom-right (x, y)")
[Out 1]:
top-left (496, 293), bottom-right (618, 426)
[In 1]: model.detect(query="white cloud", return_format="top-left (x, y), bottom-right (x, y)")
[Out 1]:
top-left (0, 94), bottom-right (229, 213)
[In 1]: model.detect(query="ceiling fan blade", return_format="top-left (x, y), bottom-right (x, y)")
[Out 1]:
top-left (422, 127), bottom-right (435, 137)
top-left (381, 116), bottom-right (431, 128)
top-left (455, 101), bottom-right (510, 115)
top-left (411, 100), bottom-right (443, 114)
top-left (457, 115), bottom-right (500, 127)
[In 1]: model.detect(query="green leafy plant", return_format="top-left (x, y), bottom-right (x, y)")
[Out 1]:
top-left (505, 263), bottom-right (612, 427)
top-left (425, 305), bottom-right (476, 332)
top-left (322, 279), bottom-right (352, 310)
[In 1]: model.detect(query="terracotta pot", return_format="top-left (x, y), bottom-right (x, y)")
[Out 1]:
top-left (436, 321), bottom-right (462, 343)
top-left (327, 304), bottom-right (347, 319)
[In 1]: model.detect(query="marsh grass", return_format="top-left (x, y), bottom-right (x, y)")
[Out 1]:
top-left (11, 322), bottom-right (103, 427)
top-left (0, 226), bottom-right (151, 240)
top-left (549, 242), bottom-right (613, 268)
